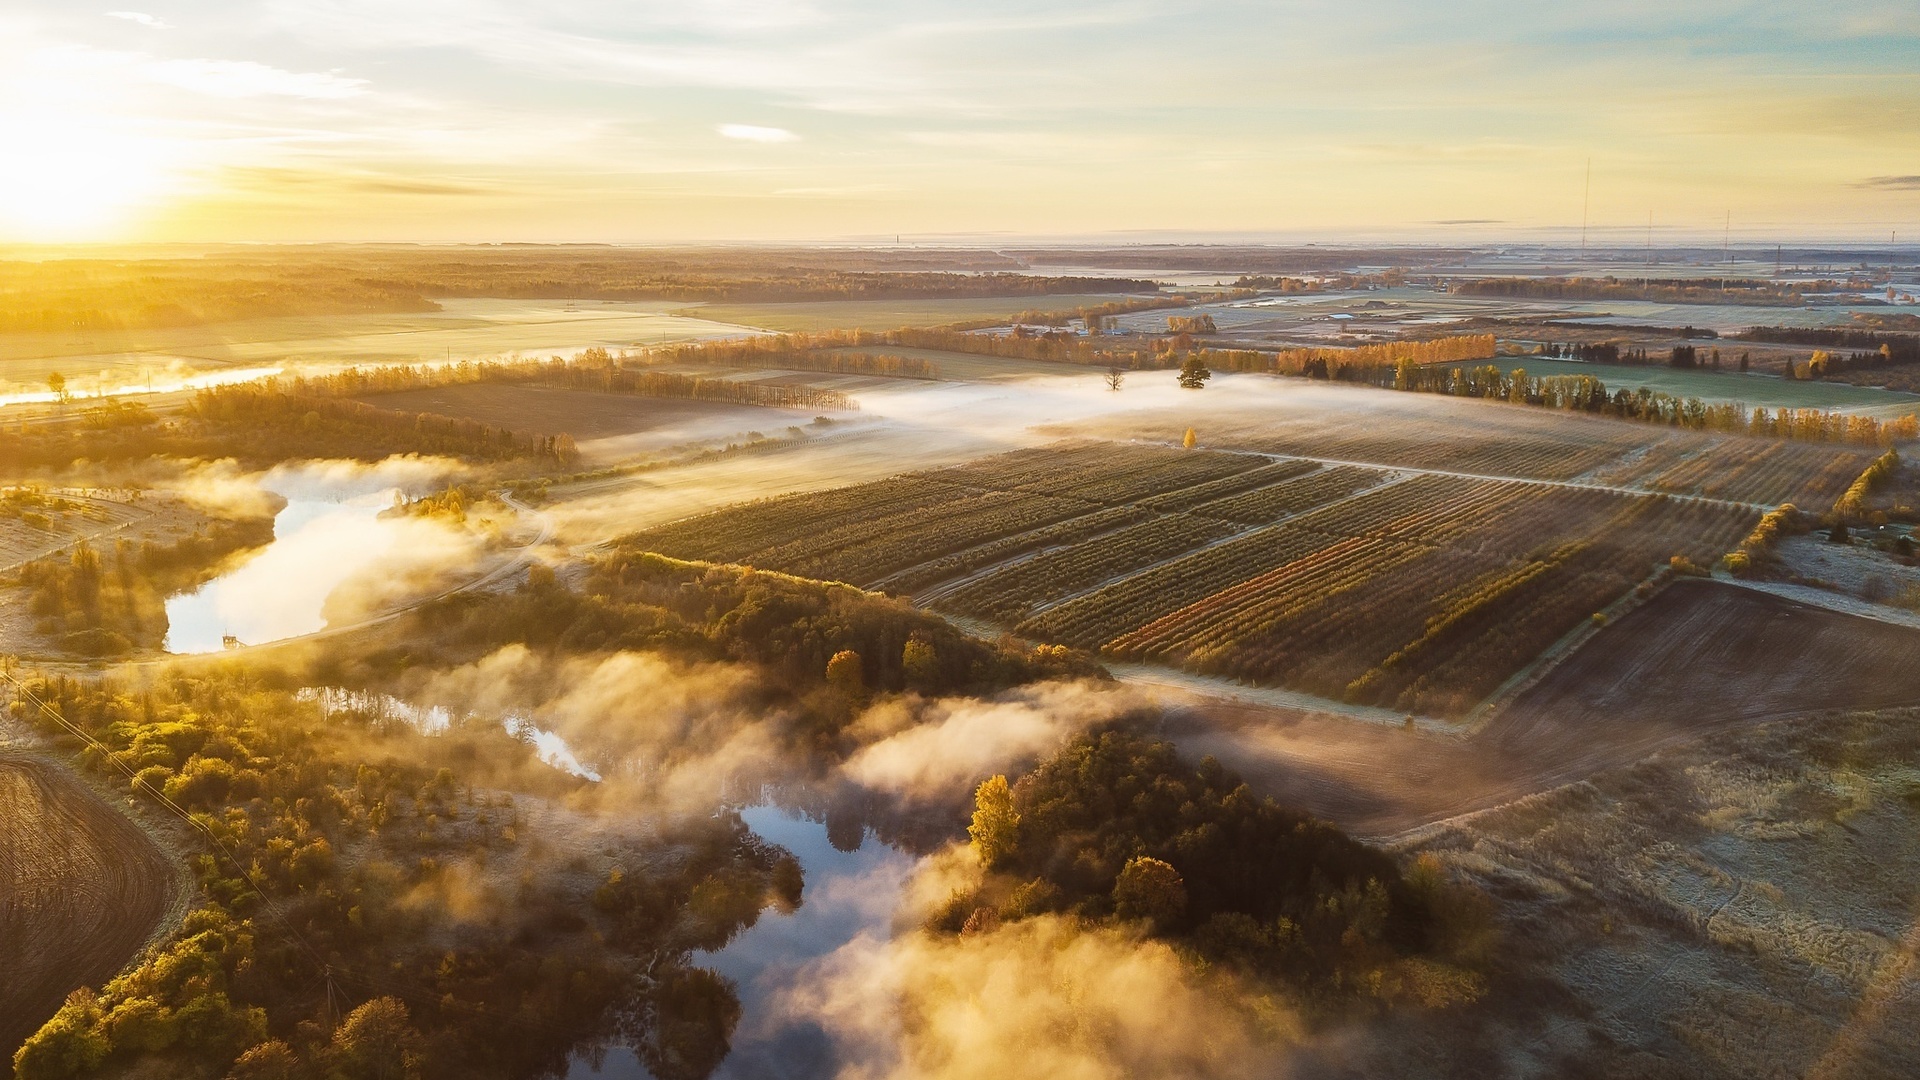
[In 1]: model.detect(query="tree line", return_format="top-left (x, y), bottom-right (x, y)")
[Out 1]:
top-left (1836, 448), bottom-right (1901, 519)
top-left (1376, 362), bottom-right (1917, 445)
top-left (1453, 276), bottom-right (1817, 307)
top-left (275, 353), bottom-right (857, 412)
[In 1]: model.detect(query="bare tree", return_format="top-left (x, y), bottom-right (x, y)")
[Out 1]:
top-left (1103, 367), bottom-right (1125, 392)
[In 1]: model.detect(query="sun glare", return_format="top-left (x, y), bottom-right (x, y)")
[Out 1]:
top-left (0, 110), bottom-right (176, 239)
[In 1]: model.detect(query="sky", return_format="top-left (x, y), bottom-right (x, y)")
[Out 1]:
top-left (2, 0), bottom-right (1918, 244)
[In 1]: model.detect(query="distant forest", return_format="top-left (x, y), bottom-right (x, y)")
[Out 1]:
top-left (0, 248), bottom-right (1159, 333)
top-left (1452, 276), bottom-right (1820, 306)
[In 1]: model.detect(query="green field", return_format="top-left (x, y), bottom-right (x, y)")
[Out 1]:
top-left (1502, 356), bottom-right (1920, 417)
top-left (0, 299), bottom-right (748, 393)
top-left (675, 293), bottom-right (1148, 333)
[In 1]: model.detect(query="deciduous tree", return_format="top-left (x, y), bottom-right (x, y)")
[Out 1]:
top-left (968, 775), bottom-right (1019, 867)
top-left (1113, 856), bottom-right (1187, 928)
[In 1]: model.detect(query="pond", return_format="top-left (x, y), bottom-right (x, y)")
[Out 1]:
top-left (569, 804), bottom-right (919, 1080)
top-left (163, 462), bottom-right (448, 653)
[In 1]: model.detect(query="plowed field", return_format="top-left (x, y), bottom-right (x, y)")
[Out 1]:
top-left (0, 756), bottom-right (176, 1070)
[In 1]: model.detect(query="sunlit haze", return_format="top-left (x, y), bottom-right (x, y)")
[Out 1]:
top-left (8, 6), bottom-right (1920, 1080)
top-left (3, 0), bottom-right (1918, 243)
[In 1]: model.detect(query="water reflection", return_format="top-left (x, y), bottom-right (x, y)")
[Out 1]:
top-left (163, 460), bottom-right (456, 652)
top-left (297, 686), bottom-right (601, 781)
top-left (572, 801), bottom-right (921, 1080)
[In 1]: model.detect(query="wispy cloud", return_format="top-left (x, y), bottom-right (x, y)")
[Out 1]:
top-left (719, 122), bottom-right (798, 143)
top-left (8, 0), bottom-right (1920, 242)
top-left (145, 58), bottom-right (366, 99)
top-left (104, 10), bottom-right (170, 29)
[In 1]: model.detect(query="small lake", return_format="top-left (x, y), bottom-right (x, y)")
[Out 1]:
top-left (163, 462), bottom-right (450, 653)
top-left (569, 804), bottom-right (919, 1080)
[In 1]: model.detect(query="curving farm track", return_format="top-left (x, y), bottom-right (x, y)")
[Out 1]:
top-left (1162, 579), bottom-right (1920, 838)
top-left (0, 755), bottom-right (177, 1071)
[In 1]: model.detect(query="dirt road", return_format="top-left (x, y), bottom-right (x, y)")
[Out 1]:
top-left (1164, 579), bottom-right (1920, 837)
top-left (0, 755), bottom-right (178, 1070)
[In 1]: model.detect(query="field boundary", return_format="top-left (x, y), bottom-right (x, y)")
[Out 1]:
top-left (1457, 567), bottom-right (1675, 736)
top-left (1014, 471), bottom-right (1413, 620)
top-left (1145, 438), bottom-right (1779, 512)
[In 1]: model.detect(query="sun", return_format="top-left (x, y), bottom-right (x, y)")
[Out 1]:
top-left (0, 109), bottom-right (178, 241)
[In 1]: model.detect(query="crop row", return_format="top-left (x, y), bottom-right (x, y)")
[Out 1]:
top-left (769, 489), bottom-right (1096, 585)
top-left (627, 440), bottom-right (1268, 573)
top-left (1646, 439), bottom-right (1871, 506)
top-left (1582, 432), bottom-right (1715, 488)
top-left (1188, 543), bottom-right (1512, 696)
top-left (625, 474), bottom-right (971, 563)
top-left (1170, 495), bottom-right (1756, 714)
top-left (1018, 479), bottom-right (1520, 649)
top-left (1013, 471), bottom-right (1759, 717)
top-left (873, 504), bottom-right (1153, 594)
top-left (1282, 475), bottom-right (1522, 541)
top-left (1344, 495), bottom-right (1757, 713)
top-left (1019, 448), bottom-right (1266, 504)
top-left (1137, 458), bottom-right (1319, 512)
top-left (1241, 427), bottom-right (1641, 482)
top-left (1105, 481), bottom-right (1523, 660)
top-left (1018, 525), bottom-right (1339, 647)
top-left (938, 440), bottom-right (1139, 491)
top-left (1189, 465), bottom-right (1389, 525)
top-left (938, 512), bottom-right (1242, 623)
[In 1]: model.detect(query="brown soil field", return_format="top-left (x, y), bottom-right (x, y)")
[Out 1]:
top-left (354, 384), bottom-right (794, 464)
top-left (355, 383), bottom-right (776, 439)
top-left (1166, 580), bottom-right (1920, 836)
top-left (0, 754), bottom-right (178, 1070)
top-left (1291, 707), bottom-right (1920, 1079)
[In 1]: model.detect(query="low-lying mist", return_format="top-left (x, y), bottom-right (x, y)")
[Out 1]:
top-left (776, 880), bottom-right (1296, 1080)
top-left (162, 454), bottom-right (484, 651)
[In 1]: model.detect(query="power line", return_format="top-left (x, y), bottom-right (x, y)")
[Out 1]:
top-left (0, 670), bottom-right (616, 1042)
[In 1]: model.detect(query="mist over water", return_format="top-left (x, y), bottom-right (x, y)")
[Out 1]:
top-left (163, 489), bottom-right (397, 652)
top-left (569, 805), bottom-right (918, 1080)
top-left (163, 457), bottom-right (460, 652)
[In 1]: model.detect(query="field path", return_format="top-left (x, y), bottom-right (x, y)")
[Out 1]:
top-left (1145, 439), bottom-right (1777, 512)
top-left (0, 753), bottom-right (179, 1069)
top-left (1145, 579), bottom-right (1920, 838)
top-left (0, 491), bottom-right (159, 575)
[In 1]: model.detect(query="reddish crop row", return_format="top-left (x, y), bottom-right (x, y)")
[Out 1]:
top-left (624, 474), bottom-right (971, 563)
top-left (1191, 465), bottom-right (1390, 525)
top-left (767, 489), bottom-right (1095, 584)
top-left (939, 512), bottom-right (1241, 622)
top-left (627, 441), bottom-right (1277, 588)
top-left (1009, 471), bottom-right (1758, 717)
top-left (1016, 526), bottom-right (1341, 647)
